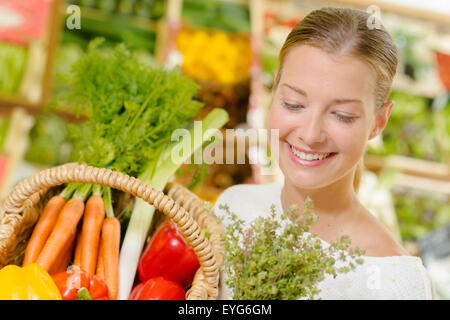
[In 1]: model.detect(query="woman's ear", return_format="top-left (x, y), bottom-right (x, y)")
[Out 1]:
top-left (369, 100), bottom-right (394, 140)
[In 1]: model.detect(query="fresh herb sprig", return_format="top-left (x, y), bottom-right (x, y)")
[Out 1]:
top-left (219, 198), bottom-right (364, 300)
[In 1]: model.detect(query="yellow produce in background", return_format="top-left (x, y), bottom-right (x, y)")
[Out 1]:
top-left (0, 263), bottom-right (62, 300)
top-left (176, 28), bottom-right (252, 85)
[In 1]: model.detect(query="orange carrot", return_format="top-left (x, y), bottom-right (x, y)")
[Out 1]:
top-left (73, 230), bottom-right (82, 267)
top-left (49, 232), bottom-right (76, 275)
top-left (35, 184), bottom-right (92, 272)
top-left (100, 217), bottom-right (121, 300)
top-left (95, 240), bottom-right (104, 279)
top-left (22, 195), bottom-right (66, 266)
top-left (79, 186), bottom-right (105, 275)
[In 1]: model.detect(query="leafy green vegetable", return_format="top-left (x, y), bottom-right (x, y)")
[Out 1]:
top-left (219, 199), bottom-right (364, 300)
top-left (51, 38), bottom-right (204, 178)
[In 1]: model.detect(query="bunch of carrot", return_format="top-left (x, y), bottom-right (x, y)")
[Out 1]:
top-left (22, 183), bottom-right (120, 300)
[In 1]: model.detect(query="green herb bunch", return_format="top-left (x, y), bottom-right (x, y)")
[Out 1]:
top-left (219, 199), bottom-right (365, 300)
top-left (49, 38), bottom-right (204, 178)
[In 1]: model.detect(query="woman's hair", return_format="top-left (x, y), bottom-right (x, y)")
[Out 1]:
top-left (274, 7), bottom-right (398, 191)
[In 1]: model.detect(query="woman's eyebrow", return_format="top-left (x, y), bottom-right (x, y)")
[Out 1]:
top-left (331, 98), bottom-right (363, 106)
top-left (281, 83), bottom-right (363, 106)
top-left (281, 83), bottom-right (307, 97)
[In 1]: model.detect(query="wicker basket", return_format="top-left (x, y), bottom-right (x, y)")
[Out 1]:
top-left (0, 163), bottom-right (224, 300)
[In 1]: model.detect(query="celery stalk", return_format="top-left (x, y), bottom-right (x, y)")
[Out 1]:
top-left (117, 108), bottom-right (229, 300)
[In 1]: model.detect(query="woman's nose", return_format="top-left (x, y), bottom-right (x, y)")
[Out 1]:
top-left (298, 113), bottom-right (326, 146)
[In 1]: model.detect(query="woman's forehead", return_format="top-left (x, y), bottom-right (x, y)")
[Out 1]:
top-left (280, 45), bottom-right (376, 103)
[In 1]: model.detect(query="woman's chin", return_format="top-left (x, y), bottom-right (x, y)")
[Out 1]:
top-left (284, 173), bottom-right (330, 190)
top-left (279, 155), bottom-right (357, 191)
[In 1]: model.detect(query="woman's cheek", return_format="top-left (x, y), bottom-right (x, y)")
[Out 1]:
top-left (333, 122), bottom-right (368, 158)
top-left (268, 104), bottom-right (295, 137)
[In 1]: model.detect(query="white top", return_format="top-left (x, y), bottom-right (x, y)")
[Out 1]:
top-left (213, 182), bottom-right (435, 300)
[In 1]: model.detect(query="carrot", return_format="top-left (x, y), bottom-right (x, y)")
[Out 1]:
top-left (49, 232), bottom-right (76, 274)
top-left (100, 217), bottom-right (121, 300)
top-left (22, 195), bottom-right (65, 266)
top-left (22, 183), bottom-right (78, 266)
top-left (79, 185), bottom-right (105, 275)
top-left (73, 229), bottom-right (82, 267)
top-left (35, 184), bottom-right (92, 272)
top-left (95, 240), bottom-right (104, 279)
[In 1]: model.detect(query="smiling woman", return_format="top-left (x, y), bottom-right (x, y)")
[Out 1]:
top-left (214, 7), bottom-right (435, 300)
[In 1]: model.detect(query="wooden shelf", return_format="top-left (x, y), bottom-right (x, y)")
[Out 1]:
top-left (392, 173), bottom-right (450, 196)
top-left (392, 74), bottom-right (447, 99)
top-left (364, 154), bottom-right (450, 181)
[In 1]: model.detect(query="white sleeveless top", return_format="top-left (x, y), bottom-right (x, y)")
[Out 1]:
top-left (213, 182), bottom-right (435, 300)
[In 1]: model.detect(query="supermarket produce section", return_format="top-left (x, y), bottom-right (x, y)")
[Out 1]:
top-left (0, 0), bottom-right (448, 301)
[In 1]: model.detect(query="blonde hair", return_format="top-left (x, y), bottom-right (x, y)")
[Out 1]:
top-left (274, 7), bottom-right (398, 191)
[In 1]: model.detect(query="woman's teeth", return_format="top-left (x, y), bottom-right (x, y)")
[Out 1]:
top-left (290, 145), bottom-right (330, 161)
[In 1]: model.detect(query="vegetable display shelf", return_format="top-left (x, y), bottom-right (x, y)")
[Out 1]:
top-left (62, 1), bottom-right (165, 55)
top-left (0, 0), bottom-right (63, 112)
top-left (0, 163), bottom-right (224, 300)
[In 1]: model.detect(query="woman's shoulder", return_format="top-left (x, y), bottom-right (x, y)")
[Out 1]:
top-left (353, 207), bottom-right (409, 257)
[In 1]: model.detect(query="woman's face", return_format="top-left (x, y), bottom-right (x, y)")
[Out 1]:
top-left (269, 45), bottom-right (390, 190)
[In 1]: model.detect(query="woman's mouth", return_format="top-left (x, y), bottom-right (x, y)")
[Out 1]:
top-left (287, 143), bottom-right (337, 167)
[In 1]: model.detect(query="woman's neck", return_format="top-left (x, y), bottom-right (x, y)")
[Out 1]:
top-left (280, 173), bottom-right (360, 219)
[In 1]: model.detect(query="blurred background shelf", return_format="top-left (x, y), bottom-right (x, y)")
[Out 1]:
top-left (364, 154), bottom-right (450, 181)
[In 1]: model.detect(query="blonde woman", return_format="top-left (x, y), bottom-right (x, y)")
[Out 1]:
top-left (214, 7), bottom-right (434, 300)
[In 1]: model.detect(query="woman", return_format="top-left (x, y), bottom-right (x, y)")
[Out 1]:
top-left (214, 7), bottom-right (434, 300)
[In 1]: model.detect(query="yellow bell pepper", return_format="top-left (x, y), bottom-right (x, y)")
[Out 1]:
top-left (0, 263), bottom-right (62, 300)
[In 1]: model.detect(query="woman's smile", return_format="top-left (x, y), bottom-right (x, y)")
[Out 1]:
top-left (286, 142), bottom-right (338, 167)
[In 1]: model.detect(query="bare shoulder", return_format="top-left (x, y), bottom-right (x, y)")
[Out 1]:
top-left (352, 208), bottom-right (410, 257)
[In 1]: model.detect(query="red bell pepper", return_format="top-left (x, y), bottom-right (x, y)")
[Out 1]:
top-left (51, 266), bottom-right (109, 300)
top-left (138, 220), bottom-right (200, 288)
top-left (129, 277), bottom-right (185, 300)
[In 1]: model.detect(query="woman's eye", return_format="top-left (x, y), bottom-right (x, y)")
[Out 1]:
top-left (335, 113), bottom-right (357, 124)
top-left (282, 101), bottom-right (304, 110)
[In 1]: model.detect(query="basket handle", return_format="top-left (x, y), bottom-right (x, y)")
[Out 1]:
top-left (0, 162), bottom-right (220, 298)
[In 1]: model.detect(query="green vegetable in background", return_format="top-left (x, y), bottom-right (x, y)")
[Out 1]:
top-left (0, 116), bottom-right (10, 152)
top-left (182, 0), bottom-right (250, 33)
top-left (369, 91), bottom-right (449, 162)
top-left (25, 114), bottom-right (69, 165)
top-left (0, 42), bottom-right (28, 95)
top-left (394, 193), bottom-right (450, 241)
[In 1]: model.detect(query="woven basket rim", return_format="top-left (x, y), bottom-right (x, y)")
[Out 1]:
top-left (0, 163), bottom-right (223, 300)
